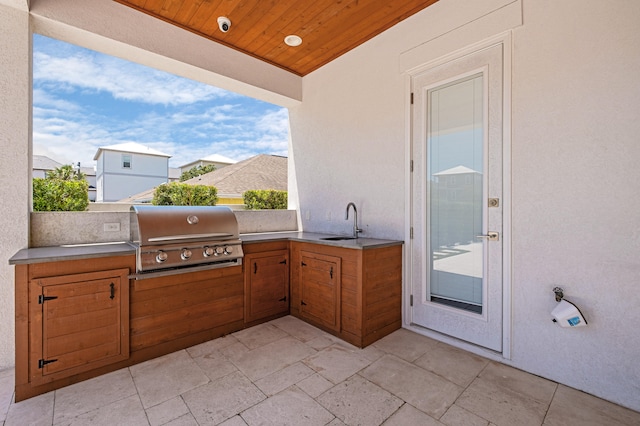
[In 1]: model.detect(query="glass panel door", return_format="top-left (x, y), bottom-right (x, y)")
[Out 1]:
top-left (428, 74), bottom-right (484, 313)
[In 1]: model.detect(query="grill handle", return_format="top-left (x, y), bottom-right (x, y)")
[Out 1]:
top-left (147, 232), bottom-right (234, 243)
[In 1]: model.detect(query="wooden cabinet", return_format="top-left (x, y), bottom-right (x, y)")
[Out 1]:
top-left (243, 241), bottom-right (290, 324)
top-left (29, 269), bottom-right (130, 386)
top-left (299, 251), bottom-right (341, 332)
top-left (14, 255), bottom-right (136, 401)
top-left (291, 241), bottom-right (402, 347)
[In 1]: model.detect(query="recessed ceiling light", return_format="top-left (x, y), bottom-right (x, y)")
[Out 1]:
top-left (284, 35), bottom-right (302, 47)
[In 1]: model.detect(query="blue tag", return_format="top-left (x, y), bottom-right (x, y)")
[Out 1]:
top-left (567, 316), bottom-right (581, 326)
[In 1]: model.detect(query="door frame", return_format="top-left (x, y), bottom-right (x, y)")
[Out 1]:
top-left (403, 32), bottom-right (512, 358)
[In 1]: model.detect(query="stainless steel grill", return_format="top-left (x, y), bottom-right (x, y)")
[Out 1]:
top-left (130, 205), bottom-right (243, 279)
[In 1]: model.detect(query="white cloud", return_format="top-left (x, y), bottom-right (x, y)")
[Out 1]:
top-left (32, 35), bottom-right (290, 170)
top-left (33, 50), bottom-right (231, 106)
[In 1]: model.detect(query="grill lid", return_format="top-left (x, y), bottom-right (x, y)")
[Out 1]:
top-left (131, 205), bottom-right (240, 246)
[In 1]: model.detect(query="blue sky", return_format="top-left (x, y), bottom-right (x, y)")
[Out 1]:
top-left (32, 35), bottom-right (290, 169)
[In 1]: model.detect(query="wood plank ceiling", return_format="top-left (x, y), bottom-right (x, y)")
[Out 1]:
top-left (114, 0), bottom-right (439, 76)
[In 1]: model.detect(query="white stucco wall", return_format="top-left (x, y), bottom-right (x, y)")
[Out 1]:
top-left (289, 0), bottom-right (640, 411)
top-left (0, 4), bottom-right (30, 370)
top-left (1, 0), bottom-right (638, 412)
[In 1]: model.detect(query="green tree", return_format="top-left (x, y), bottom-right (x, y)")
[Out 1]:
top-left (33, 165), bottom-right (89, 211)
top-left (243, 190), bottom-right (287, 210)
top-left (45, 164), bottom-right (86, 181)
top-left (33, 178), bottom-right (89, 211)
top-left (179, 164), bottom-right (216, 181)
top-left (152, 182), bottom-right (218, 206)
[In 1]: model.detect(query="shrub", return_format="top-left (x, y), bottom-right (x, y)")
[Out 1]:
top-left (179, 164), bottom-right (216, 181)
top-left (152, 182), bottom-right (218, 206)
top-left (33, 178), bottom-right (89, 211)
top-left (243, 190), bottom-right (287, 210)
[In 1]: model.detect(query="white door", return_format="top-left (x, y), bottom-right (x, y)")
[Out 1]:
top-left (411, 43), bottom-right (505, 351)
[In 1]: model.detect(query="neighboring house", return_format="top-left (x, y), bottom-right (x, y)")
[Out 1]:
top-left (32, 155), bottom-right (62, 179)
top-left (179, 154), bottom-right (236, 175)
top-left (32, 155), bottom-right (97, 202)
top-left (122, 154), bottom-right (287, 205)
top-left (168, 167), bottom-right (181, 182)
top-left (93, 142), bottom-right (171, 202)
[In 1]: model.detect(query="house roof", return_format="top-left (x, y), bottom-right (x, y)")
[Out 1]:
top-left (179, 154), bottom-right (237, 169)
top-left (185, 154), bottom-right (287, 194)
top-left (433, 165), bottom-right (481, 176)
top-left (120, 154), bottom-right (287, 203)
top-left (93, 142), bottom-right (171, 160)
top-left (33, 155), bottom-right (63, 171)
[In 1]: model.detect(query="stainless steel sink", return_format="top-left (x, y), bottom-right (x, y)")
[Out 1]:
top-left (320, 236), bottom-right (357, 241)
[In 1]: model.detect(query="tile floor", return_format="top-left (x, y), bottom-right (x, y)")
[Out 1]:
top-left (1, 316), bottom-right (639, 426)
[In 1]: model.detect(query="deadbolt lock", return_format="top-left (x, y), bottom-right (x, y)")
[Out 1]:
top-left (488, 198), bottom-right (500, 208)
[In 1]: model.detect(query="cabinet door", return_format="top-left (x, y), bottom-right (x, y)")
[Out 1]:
top-left (244, 250), bottom-right (289, 323)
top-left (29, 269), bottom-right (129, 385)
top-left (299, 251), bottom-right (341, 332)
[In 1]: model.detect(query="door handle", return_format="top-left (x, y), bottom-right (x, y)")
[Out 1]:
top-left (476, 232), bottom-right (499, 241)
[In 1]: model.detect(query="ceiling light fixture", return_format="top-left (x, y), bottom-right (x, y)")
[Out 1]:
top-left (284, 35), bottom-right (302, 47)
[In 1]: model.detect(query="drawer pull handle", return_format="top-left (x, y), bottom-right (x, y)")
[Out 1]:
top-left (254, 262), bottom-right (258, 274)
top-left (110, 283), bottom-right (115, 300)
top-left (279, 296), bottom-right (287, 302)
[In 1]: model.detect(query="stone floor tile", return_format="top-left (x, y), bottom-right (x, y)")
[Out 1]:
top-left (188, 346), bottom-right (239, 382)
top-left (186, 334), bottom-right (240, 357)
top-left (360, 354), bottom-right (462, 419)
top-left (303, 344), bottom-right (372, 384)
top-left (479, 362), bottom-right (557, 405)
top-left (414, 343), bottom-right (489, 387)
top-left (5, 391), bottom-right (54, 426)
top-left (130, 350), bottom-right (209, 408)
top-left (543, 385), bottom-right (640, 426)
top-left (317, 375), bottom-right (403, 426)
top-left (182, 371), bottom-right (265, 426)
top-left (440, 404), bottom-right (489, 426)
top-left (0, 368), bottom-right (15, 422)
top-left (53, 368), bottom-right (137, 425)
top-left (145, 396), bottom-right (189, 426)
top-left (455, 376), bottom-right (549, 426)
top-left (372, 328), bottom-right (438, 362)
top-left (269, 316), bottom-right (327, 343)
top-left (59, 394), bottom-right (148, 426)
top-left (326, 419), bottom-right (347, 426)
top-left (254, 362), bottom-right (315, 396)
top-left (382, 403), bottom-right (443, 425)
top-left (219, 415), bottom-right (249, 426)
top-left (219, 341), bottom-right (251, 359)
top-left (232, 323), bottom-right (289, 350)
top-left (164, 413), bottom-right (199, 426)
top-left (241, 386), bottom-right (334, 426)
top-left (232, 336), bottom-right (316, 381)
top-left (296, 373), bottom-right (334, 399)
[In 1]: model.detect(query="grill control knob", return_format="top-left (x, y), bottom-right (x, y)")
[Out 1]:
top-left (203, 246), bottom-right (214, 257)
top-left (214, 246), bottom-right (225, 256)
top-left (181, 249), bottom-right (192, 260)
top-left (156, 251), bottom-right (168, 263)
top-left (224, 245), bottom-right (234, 255)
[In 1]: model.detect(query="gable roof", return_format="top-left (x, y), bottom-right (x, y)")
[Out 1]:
top-left (184, 154), bottom-right (287, 194)
top-left (33, 155), bottom-right (63, 171)
top-left (93, 142), bottom-right (171, 160)
top-left (180, 154), bottom-right (237, 169)
top-left (433, 165), bottom-right (481, 176)
top-left (120, 154), bottom-right (287, 203)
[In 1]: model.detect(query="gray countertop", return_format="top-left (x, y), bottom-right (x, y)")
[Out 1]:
top-left (241, 231), bottom-right (403, 249)
top-left (9, 232), bottom-right (403, 265)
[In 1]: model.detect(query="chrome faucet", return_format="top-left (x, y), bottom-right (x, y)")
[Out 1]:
top-left (345, 202), bottom-right (363, 238)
